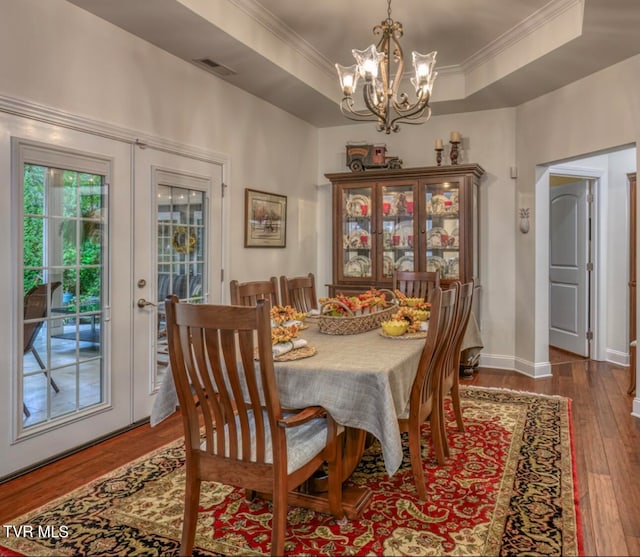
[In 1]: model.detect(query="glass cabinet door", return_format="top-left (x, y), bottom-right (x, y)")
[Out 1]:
top-left (339, 185), bottom-right (373, 281)
top-left (422, 180), bottom-right (461, 281)
top-left (380, 182), bottom-right (416, 280)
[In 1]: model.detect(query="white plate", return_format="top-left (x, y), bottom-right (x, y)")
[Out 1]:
top-left (426, 255), bottom-right (446, 273)
top-left (344, 255), bottom-right (371, 277)
top-left (345, 194), bottom-right (370, 217)
top-left (395, 254), bottom-right (414, 272)
top-left (347, 228), bottom-right (370, 248)
top-left (451, 227), bottom-right (460, 247)
top-left (427, 227), bottom-right (453, 248)
top-left (388, 221), bottom-right (414, 248)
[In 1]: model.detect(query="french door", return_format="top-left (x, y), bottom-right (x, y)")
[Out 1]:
top-left (3, 133), bottom-right (133, 479)
top-left (132, 147), bottom-right (223, 421)
top-left (1, 118), bottom-right (224, 479)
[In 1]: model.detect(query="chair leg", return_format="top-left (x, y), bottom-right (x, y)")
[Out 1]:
top-left (407, 425), bottom-right (428, 500)
top-left (30, 347), bottom-right (60, 393)
top-left (180, 469), bottom-right (201, 557)
top-left (430, 403), bottom-right (447, 465)
top-left (451, 376), bottom-right (465, 432)
top-left (271, 480), bottom-right (287, 557)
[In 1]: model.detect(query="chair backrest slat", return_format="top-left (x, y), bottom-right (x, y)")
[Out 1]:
top-left (411, 285), bottom-right (457, 414)
top-left (166, 297), bottom-right (281, 465)
top-left (230, 277), bottom-right (280, 307)
top-left (442, 281), bottom-right (474, 390)
top-left (280, 273), bottom-right (318, 312)
top-left (393, 271), bottom-right (440, 303)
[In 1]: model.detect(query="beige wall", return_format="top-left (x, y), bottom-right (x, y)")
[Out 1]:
top-left (0, 0), bottom-right (320, 290)
top-left (515, 54), bottom-right (640, 369)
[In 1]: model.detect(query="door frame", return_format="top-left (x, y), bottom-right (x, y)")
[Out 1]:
top-left (540, 163), bottom-right (606, 363)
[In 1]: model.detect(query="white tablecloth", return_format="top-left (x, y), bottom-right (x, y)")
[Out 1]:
top-left (152, 323), bottom-right (425, 476)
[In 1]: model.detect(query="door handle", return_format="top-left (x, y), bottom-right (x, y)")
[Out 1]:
top-left (137, 298), bottom-right (157, 308)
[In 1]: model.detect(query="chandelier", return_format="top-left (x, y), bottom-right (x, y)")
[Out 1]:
top-left (335, 0), bottom-right (437, 134)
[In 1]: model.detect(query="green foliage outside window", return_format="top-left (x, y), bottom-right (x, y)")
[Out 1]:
top-left (23, 165), bottom-right (103, 301)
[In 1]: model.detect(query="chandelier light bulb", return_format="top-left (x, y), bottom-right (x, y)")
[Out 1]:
top-left (335, 63), bottom-right (359, 96)
top-left (353, 45), bottom-right (383, 80)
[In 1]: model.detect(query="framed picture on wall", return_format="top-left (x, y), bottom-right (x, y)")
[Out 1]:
top-left (244, 188), bottom-right (287, 248)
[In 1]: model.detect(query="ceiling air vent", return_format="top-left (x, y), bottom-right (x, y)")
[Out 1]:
top-left (193, 58), bottom-right (237, 77)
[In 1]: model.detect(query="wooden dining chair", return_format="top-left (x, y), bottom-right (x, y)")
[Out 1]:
top-left (23, 281), bottom-right (62, 418)
top-left (229, 276), bottom-right (280, 307)
top-left (397, 284), bottom-right (457, 500)
top-left (164, 295), bottom-right (344, 556)
top-left (393, 270), bottom-right (440, 302)
top-left (438, 280), bottom-right (474, 458)
top-left (279, 273), bottom-right (318, 312)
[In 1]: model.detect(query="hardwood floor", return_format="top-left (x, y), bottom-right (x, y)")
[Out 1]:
top-left (1, 360), bottom-right (639, 556)
top-left (466, 360), bottom-right (640, 557)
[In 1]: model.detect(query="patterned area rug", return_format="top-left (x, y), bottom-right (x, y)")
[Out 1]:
top-left (0, 387), bottom-right (583, 556)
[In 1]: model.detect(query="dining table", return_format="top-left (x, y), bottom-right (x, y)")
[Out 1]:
top-left (151, 318), bottom-right (426, 518)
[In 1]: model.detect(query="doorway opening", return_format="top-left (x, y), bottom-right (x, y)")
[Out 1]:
top-left (541, 145), bottom-right (636, 369)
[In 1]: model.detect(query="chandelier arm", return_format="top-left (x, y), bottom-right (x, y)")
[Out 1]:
top-left (389, 106), bottom-right (432, 129)
top-left (361, 83), bottom-right (388, 122)
top-left (388, 31), bottom-right (404, 105)
top-left (392, 88), bottom-right (431, 115)
top-left (339, 98), bottom-right (383, 122)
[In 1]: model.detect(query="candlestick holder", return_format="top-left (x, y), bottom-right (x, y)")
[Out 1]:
top-left (449, 140), bottom-right (460, 165)
top-left (435, 148), bottom-right (443, 166)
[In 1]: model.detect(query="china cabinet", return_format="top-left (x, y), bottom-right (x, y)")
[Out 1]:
top-left (326, 164), bottom-right (484, 295)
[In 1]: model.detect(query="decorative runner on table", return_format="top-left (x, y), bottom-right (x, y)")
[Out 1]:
top-left (0, 387), bottom-right (583, 557)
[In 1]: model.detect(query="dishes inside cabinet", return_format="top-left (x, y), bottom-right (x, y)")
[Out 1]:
top-left (346, 228), bottom-right (370, 248)
top-left (392, 191), bottom-right (413, 216)
top-left (383, 254), bottom-right (395, 277)
top-left (395, 254), bottom-right (414, 272)
top-left (345, 194), bottom-right (370, 217)
top-left (344, 255), bottom-right (371, 277)
top-left (393, 221), bottom-right (414, 248)
top-left (427, 227), bottom-right (453, 248)
top-left (430, 194), bottom-right (448, 215)
top-left (446, 257), bottom-right (459, 279)
top-left (426, 255), bottom-right (446, 274)
top-left (451, 226), bottom-right (460, 247)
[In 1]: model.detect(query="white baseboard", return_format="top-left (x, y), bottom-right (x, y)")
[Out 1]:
top-left (479, 354), bottom-right (552, 378)
top-left (605, 348), bottom-right (629, 367)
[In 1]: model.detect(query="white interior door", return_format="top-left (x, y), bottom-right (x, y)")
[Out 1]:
top-left (549, 180), bottom-right (590, 356)
top-left (132, 146), bottom-right (223, 421)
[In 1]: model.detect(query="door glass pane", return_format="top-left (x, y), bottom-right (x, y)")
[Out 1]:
top-left (381, 184), bottom-right (415, 278)
top-left (156, 186), bottom-right (206, 381)
top-left (342, 187), bottom-right (372, 278)
top-left (22, 165), bottom-right (106, 427)
top-left (424, 181), bottom-right (460, 280)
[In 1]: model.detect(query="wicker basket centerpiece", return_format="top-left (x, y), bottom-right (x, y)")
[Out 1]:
top-left (318, 288), bottom-right (397, 335)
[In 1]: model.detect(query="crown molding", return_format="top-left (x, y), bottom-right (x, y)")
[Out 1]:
top-left (230, 0), bottom-right (584, 104)
top-left (461, 0), bottom-right (584, 72)
top-left (0, 94), bottom-right (228, 165)
top-left (227, 0), bottom-right (335, 78)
